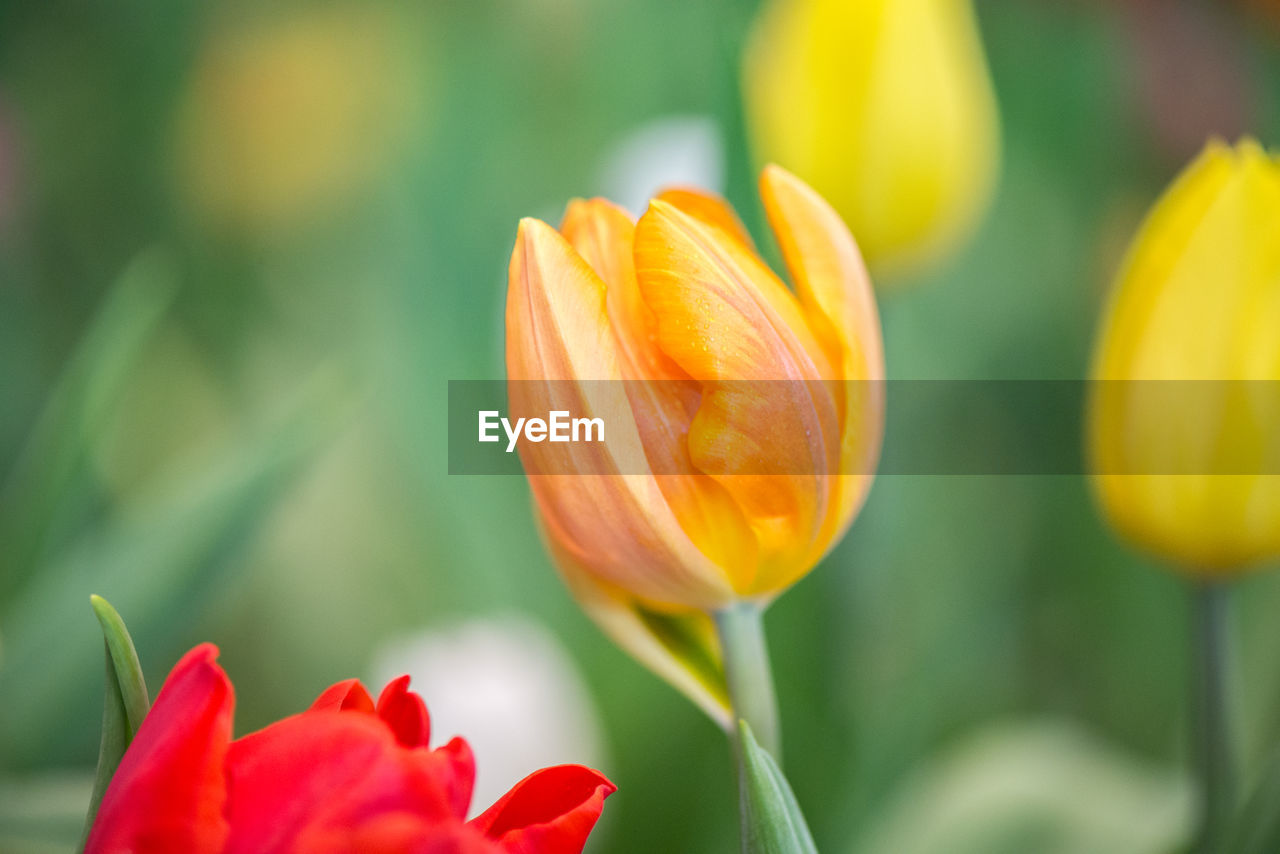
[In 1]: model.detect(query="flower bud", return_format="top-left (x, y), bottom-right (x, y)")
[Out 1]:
top-left (743, 0), bottom-right (1000, 279)
top-left (505, 166), bottom-right (883, 719)
top-left (1089, 139), bottom-right (1280, 575)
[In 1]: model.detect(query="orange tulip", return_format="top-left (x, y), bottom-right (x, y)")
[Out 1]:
top-left (505, 166), bottom-right (883, 723)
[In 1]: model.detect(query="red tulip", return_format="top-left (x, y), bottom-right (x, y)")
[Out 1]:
top-left (84, 644), bottom-right (615, 854)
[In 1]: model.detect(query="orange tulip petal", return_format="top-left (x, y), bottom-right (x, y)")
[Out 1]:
top-left (633, 200), bottom-right (841, 588)
top-left (760, 164), bottom-right (884, 573)
top-left (559, 198), bottom-right (688, 384)
top-left (654, 187), bottom-right (757, 249)
top-left (507, 217), bottom-right (735, 608)
top-left (559, 197), bottom-right (760, 576)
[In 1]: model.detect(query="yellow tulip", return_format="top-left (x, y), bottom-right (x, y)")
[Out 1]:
top-left (1089, 139), bottom-right (1280, 575)
top-left (505, 166), bottom-right (884, 722)
top-left (743, 0), bottom-right (1000, 279)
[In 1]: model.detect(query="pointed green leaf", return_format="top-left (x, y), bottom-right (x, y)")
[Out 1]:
top-left (89, 595), bottom-right (149, 734)
top-left (80, 596), bottom-right (150, 846)
top-left (738, 719), bottom-right (818, 854)
top-left (80, 645), bottom-right (128, 850)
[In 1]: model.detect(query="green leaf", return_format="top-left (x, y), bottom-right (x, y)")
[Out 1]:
top-left (80, 596), bottom-right (150, 847)
top-left (738, 719), bottom-right (818, 854)
top-left (1223, 748), bottom-right (1280, 854)
top-left (89, 596), bottom-right (150, 735)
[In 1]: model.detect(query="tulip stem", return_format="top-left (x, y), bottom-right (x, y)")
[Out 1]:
top-left (716, 602), bottom-right (781, 760)
top-left (1191, 581), bottom-right (1233, 853)
top-left (717, 602), bottom-right (782, 854)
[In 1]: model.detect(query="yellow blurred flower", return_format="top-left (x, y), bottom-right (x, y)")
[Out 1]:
top-left (1089, 139), bottom-right (1280, 575)
top-left (743, 0), bottom-right (1000, 280)
top-left (505, 166), bottom-right (884, 721)
top-left (174, 6), bottom-right (422, 236)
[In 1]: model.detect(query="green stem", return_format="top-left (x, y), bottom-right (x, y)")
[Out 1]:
top-left (1191, 581), bottom-right (1233, 853)
top-left (716, 602), bottom-right (781, 854)
top-left (716, 602), bottom-right (781, 758)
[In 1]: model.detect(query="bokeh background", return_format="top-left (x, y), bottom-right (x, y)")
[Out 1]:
top-left (2, 1), bottom-right (1279, 852)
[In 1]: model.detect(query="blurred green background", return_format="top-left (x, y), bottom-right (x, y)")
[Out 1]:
top-left (1, 0), bottom-right (1279, 852)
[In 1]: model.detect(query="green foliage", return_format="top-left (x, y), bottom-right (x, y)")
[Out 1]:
top-left (739, 720), bottom-right (818, 854)
top-left (81, 596), bottom-right (149, 847)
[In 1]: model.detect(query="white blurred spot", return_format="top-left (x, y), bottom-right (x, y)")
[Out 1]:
top-left (368, 616), bottom-right (607, 817)
top-left (595, 115), bottom-right (724, 216)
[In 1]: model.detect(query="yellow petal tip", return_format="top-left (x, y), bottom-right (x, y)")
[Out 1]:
top-left (758, 162), bottom-right (790, 183)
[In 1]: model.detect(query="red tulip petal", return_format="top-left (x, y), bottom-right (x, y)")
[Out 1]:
top-left (224, 713), bottom-right (471, 854)
top-left (84, 643), bottom-right (233, 854)
top-left (431, 737), bottom-right (478, 820)
top-left (292, 812), bottom-right (504, 854)
top-left (311, 678), bottom-right (376, 714)
top-left (376, 675), bottom-right (432, 748)
top-left (470, 765), bottom-right (616, 854)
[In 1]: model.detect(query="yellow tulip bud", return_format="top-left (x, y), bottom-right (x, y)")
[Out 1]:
top-left (743, 0), bottom-right (1000, 279)
top-left (505, 166), bottom-right (884, 720)
top-left (1089, 139), bottom-right (1280, 575)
